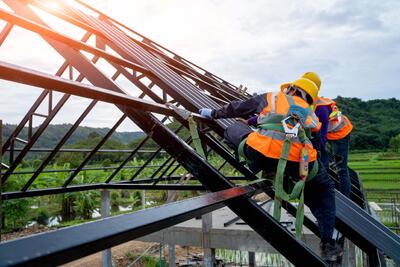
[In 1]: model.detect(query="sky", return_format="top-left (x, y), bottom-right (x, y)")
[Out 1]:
top-left (0, 0), bottom-right (399, 131)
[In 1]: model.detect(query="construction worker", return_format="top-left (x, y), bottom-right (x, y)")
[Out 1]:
top-left (302, 72), bottom-right (353, 198)
top-left (199, 78), bottom-right (342, 262)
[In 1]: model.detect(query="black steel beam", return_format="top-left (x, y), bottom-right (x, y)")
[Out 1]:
top-left (116, 110), bottom-right (326, 266)
top-left (1, 31), bottom-right (92, 155)
top-left (0, 184), bottom-right (259, 266)
top-left (73, 0), bottom-right (248, 98)
top-left (2, 182), bottom-right (206, 200)
top-left (2, 93), bottom-right (70, 183)
top-left (7, 148), bottom-right (163, 153)
top-left (0, 61), bottom-right (176, 117)
top-left (335, 191), bottom-right (400, 264)
top-left (22, 94), bottom-right (98, 190)
top-left (1, 164), bottom-right (180, 176)
top-left (0, 47), bottom-right (322, 263)
top-left (2, 176), bottom-right (249, 200)
top-left (0, 49), bottom-right (322, 247)
top-left (0, 7), bottom-right (148, 74)
top-left (1, 3), bottom-right (325, 265)
top-left (33, 0), bottom-right (240, 103)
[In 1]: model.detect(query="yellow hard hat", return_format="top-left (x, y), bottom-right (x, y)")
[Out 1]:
top-left (280, 78), bottom-right (319, 104)
top-left (302, 72), bottom-right (321, 90)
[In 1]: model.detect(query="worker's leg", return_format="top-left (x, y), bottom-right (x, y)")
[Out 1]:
top-left (331, 134), bottom-right (351, 197)
top-left (223, 121), bottom-right (252, 149)
top-left (312, 131), bottom-right (329, 170)
top-left (223, 121), bottom-right (262, 172)
top-left (293, 160), bottom-right (336, 243)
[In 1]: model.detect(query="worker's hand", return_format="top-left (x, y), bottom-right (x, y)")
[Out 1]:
top-left (198, 108), bottom-right (213, 119)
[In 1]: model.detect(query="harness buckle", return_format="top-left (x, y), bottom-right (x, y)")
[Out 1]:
top-left (281, 116), bottom-right (300, 139)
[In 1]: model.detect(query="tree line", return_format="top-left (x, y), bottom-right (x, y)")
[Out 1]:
top-left (2, 97), bottom-right (400, 159)
top-left (334, 97), bottom-right (400, 150)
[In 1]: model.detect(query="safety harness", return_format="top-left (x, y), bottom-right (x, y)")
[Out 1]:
top-left (238, 109), bottom-right (318, 238)
top-left (188, 116), bottom-right (207, 159)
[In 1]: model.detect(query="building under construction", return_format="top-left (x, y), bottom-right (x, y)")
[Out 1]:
top-left (0, 0), bottom-right (399, 266)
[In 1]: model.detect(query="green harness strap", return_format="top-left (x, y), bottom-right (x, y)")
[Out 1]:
top-left (189, 116), bottom-right (266, 189)
top-left (272, 130), bottom-right (318, 238)
top-left (191, 112), bottom-right (317, 238)
top-left (188, 116), bottom-right (207, 159)
top-left (238, 121), bottom-right (318, 238)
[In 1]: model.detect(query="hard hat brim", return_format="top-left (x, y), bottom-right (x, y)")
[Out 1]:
top-left (280, 82), bottom-right (291, 92)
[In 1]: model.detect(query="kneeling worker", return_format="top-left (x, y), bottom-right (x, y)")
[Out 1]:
top-left (199, 77), bottom-right (342, 261)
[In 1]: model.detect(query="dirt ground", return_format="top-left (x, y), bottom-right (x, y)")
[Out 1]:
top-left (1, 225), bottom-right (203, 267)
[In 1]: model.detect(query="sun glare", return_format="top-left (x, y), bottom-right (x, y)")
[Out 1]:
top-left (42, 1), bottom-right (61, 10)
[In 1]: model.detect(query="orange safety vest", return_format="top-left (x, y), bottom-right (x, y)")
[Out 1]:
top-left (246, 91), bottom-right (319, 162)
top-left (314, 97), bottom-right (353, 140)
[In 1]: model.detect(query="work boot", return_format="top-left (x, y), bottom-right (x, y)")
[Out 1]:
top-left (320, 241), bottom-right (343, 261)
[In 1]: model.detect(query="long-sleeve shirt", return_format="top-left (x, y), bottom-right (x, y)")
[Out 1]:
top-left (211, 93), bottom-right (267, 119)
top-left (314, 105), bottom-right (331, 145)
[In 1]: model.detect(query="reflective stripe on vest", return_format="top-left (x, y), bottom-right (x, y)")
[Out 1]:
top-left (260, 92), bottom-right (320, 130)
top-left (246, 131), bottom-right (317, 162)
top-left (248, 91), bottom-right (318, 162)
top-left (314, 97), bottom-right (352, 140)
top-left (327, 115), bottom-right (353, 140)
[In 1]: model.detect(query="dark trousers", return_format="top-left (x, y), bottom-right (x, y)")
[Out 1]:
top-left (329, 134), bottom-right (351, 197)
top-left (225, 122), bottom-right (336, 243)
top-left (312, 131), bottom-right (329, 170)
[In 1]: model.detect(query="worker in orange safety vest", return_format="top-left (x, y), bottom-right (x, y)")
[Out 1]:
top-left (199, 77), bottom-right (342, 262)
top-left (303, 72), bottom-right (353, 198)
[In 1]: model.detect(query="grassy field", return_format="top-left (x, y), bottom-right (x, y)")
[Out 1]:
top-left (349, 152), bottom-right (400, 190)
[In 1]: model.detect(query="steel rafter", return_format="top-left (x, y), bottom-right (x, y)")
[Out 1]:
top-left (0, 2), bottom-right (326, 263)
top-left (3, 182), bottom-right (206, 200)
top-left (1, 1), bottom-right (398, 266)
top-left (73, 0), bottom-right (245, 97)
top-left (29, 0), bottom-right (247, 103)
top-left (0, 60), bottom-right (327, 265)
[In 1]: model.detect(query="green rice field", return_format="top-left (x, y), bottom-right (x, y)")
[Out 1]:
top-left (349, 152), bottom-right (400, 190)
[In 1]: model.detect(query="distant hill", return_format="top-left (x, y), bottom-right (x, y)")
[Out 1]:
top-left (334, 97), bottom-right (400, 150)
top-left (2, 123), bottom-right (144, 148)
top-left (2, 97), bottom-right (400, 152)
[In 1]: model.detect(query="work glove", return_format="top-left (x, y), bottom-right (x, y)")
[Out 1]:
top-left (199, 108), bottom-right (213, 119)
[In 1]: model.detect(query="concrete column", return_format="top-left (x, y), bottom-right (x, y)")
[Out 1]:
top-left (101, 190), bottom-right (112, 267)
top-left (168, 243), bottom-right (175, 267)
top-left (248, 251), bottom-right (256, 267)
top-left (202, 212), bottom-right (215, 267)
top-left (141, 189), bottom-right (146, 209)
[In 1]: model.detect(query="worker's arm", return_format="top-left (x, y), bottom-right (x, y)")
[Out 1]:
top-left (315, 105), bottom-right (331, 145)
top-left (211, 93), bottom-right (267, 119)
